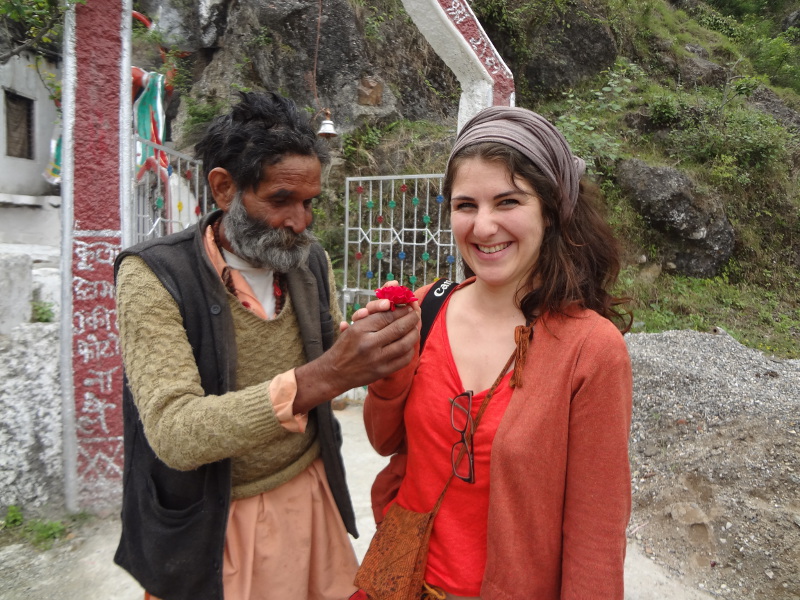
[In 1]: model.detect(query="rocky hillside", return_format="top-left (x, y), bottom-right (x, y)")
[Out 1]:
top-left (133, 0), bottom-right (800, 358)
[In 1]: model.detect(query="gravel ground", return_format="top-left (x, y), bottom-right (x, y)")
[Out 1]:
top-left (625, 329), bottom-right (800, 599)
top-left (0, 329), bottom-right (797, 599)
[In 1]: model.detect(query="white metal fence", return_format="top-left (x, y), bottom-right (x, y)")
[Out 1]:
top-left (131, 135), bottom-right (211, 243)
top-left (340, 174), bottom-right (459, 316)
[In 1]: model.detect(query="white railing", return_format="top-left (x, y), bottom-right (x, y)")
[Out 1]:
top-left (131, 136), bottom-right (211, 243)
top-left (341, 173), bottom-right (459, 316)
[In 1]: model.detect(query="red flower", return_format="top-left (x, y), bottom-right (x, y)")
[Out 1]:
top-left (375, 285), bottom-right (418, 310)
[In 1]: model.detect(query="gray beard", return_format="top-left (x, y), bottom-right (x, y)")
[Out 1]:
top-left (221, 193), bottom-right (315, 271)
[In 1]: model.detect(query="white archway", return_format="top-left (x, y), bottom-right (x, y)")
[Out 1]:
top-left (401, 0), bottom-right (514, 130)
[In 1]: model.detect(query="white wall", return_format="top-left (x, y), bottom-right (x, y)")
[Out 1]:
top-left (0, 195), bottom-right (61, 246)
top-left (0, 54), bottom-right (61, 197)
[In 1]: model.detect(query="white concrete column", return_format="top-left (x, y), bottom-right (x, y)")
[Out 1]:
top-left (401, 0), bottom-right (515, 131)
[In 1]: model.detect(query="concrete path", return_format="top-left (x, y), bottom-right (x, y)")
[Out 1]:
top-left (0, 404), bottom-right (712, 600)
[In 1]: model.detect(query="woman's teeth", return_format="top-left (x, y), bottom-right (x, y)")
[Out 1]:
top-left (478, 243), bottom-right (510, 254)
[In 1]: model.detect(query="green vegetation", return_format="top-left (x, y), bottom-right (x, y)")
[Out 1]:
top-left (251, 26), bottom-right (273, 48)
top-left (31, 301), bottom-right (55, 323)
top-left (183, 96), bottom-right (227, 135)
top-left (553, 63), bottom-right (642, 175)
top-left (342, 124), bottom-right (385, 167)
top-left (0, 0), bottom-right (86, 103)
top-left (618, 270), bottom-right (800, 358)
top-left (0, 0), bottom-right (83, 64)
top-left (0, 505), bottom-right (87, 550)
top-left (341, 119), bottom-right (452, 175)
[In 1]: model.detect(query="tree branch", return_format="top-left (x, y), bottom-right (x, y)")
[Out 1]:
top-left (0, 11), bottom-right (61, 65)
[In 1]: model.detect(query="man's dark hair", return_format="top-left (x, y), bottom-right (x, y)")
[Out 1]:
top-left (195, 91), bottom-right (329, 192)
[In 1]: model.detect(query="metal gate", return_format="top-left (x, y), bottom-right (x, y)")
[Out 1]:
top-left (340, 174), bottom-right (459, 317)
top-left (131, 135), bottom-right (211, 243)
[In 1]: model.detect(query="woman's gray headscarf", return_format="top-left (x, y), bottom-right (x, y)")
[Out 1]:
top-left (448, 106), bottom-right (586, 222)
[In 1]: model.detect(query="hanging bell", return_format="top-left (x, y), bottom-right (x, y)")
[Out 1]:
top-left (317, 119), bottom-right (337, 138)
top-left (317, 108), bottom-right (337, 138)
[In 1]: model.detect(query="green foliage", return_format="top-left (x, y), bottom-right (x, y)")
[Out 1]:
top-left (471, 0), bottom-right (533, 61)
top-left (665, 104), bottom-right (791, 172)
top-left (692, 4), bottom-right (745, 41)
top-left (251, 26), bottom-right (273, 48)
top-left (649, 94), bottom-right (684, 126)
top-left (24, 58), bottom-right (63, 105)
top-left (131, 18), bottom-right (166, 47)
top-left (355, 0), bottom-right (404, 44)
top-left (0, 0), bottom-right (86, 63)
top-left (749, 27), bottom-right (800, 90)
top-left (679, 3), bottom-right (800, 93)
top-left (1, 506), bottom-right (70, 550)
top-left (514, 3), bottom-right (800, 359)
top-left (31, 301), bottom-right (55, 323)
top-left (604, 0), bottom-right (660, 57)
top-left (3, 505), bottom-right (23, 528)
top-left (364, 11), bottom-right (387, 42)
top-left (341, 124), bottom-right (385, 166)
top-left (1, 0), bottom-right (61, 43)
top-left (183, 97), bottom-right (226, 133)
top-left (340, 119), bottom-right (452, 175)
top-left (705, 0), bottom-right (795, 19)
top-left (623, 274), bottom-right (800, 358)
top-left (159, 50), bottom-right (193, 95)
top-left (707, 153), bottom-right (752, 189)
top-left (25, 519), bottom-right (66, 547)
top-left (551, 62), bottom-right (643, 174)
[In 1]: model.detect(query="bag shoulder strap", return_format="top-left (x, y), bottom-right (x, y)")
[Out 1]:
top-left (419, 278), bottom-right (457, 354)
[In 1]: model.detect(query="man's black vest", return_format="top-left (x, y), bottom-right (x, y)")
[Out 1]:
top-left (113, 211), bottom-right (356, 600)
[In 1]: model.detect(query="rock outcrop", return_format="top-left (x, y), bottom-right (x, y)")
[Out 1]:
top-left (616, 159), bottom-right (735, 277)
top-left (135, 0), bottom-right (460, 150)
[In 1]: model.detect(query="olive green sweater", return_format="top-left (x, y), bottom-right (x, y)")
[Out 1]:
top-left (117, 255), bottom-right (339, 499)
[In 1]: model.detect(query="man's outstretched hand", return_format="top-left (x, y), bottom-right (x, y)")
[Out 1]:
top-left (294, 305), bottom-right (419, 414)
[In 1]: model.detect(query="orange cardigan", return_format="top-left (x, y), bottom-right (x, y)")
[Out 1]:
top-left (364, 280), bottom-right (633, 600)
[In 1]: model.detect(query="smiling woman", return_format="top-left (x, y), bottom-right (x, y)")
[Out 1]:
top-left (362, 106), bottom-right (634, 600)
top-left (449, 157), bottom-right (546, 296)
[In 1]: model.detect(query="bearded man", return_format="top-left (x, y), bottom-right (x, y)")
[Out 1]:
top-left (113, 92), bottom-right (419, 600)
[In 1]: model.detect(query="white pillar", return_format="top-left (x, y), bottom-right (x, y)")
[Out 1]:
top-left (401, 0), bottom-right (514, 131)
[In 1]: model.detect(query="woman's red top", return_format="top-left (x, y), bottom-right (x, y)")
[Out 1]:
top-left (390, 293), bottom-right (513, 596)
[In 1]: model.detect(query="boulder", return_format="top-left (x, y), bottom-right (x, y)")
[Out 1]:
top-left (684, 43), bottom-right (709, 59)
top-left (357, 76), bottom-right (383, 106)
top-left (783, 10), bottom-right (800, 31)
top-left (523, 5), bottom-right (617, 96)
top-left (616, 159), bottom-right (735, 277)
top-left (746, 86), bottom-right (800, 132)
top-left (678, 54), bottom-right (727, 88)
top-left (170, 0), bottom-right (458, 148)
top-left (135, 0), bottom-right (224, 51)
